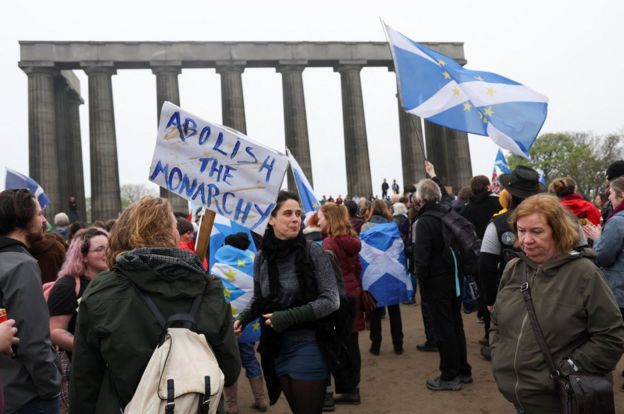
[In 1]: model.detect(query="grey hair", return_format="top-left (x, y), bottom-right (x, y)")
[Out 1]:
top-left (416, 179), bottom-right (442, 204)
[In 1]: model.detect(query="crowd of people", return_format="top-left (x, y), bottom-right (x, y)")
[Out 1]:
top-left (0, 159), bottom-right (623, 414)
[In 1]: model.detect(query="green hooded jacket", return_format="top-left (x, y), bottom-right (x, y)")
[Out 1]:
top-left (490, 249), bottom-right (624, 414)
top-left (69, 247), bottom-right (241, 414)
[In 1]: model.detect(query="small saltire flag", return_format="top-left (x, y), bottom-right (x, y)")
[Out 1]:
top-left (4, 168), bottom-right (50, 209)
top-left (360, 222), bottom-right (412, 307)
top-left (494, 149), bottom-right (512, 175)
top-left (286, 148), bottom-right (320, 214)
top-left (383, 23), bottom-right (548, 158)
top-left (210, 245), bottom-right (260, 343)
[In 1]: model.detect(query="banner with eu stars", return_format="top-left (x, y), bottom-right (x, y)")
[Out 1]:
top-left (383, 22), bottom-right (548, 158)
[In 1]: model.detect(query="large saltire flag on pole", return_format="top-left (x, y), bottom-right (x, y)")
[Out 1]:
top-left (383, 22), bottom-right (548, 158)
top-left (210, 244), bottom-right (260, 343)
top-left (286, 148), bottom-right (320, 214)
top-left (359, 223), bottom-right (413, 307)
top-left (4, 168), bottom-right (50, 208)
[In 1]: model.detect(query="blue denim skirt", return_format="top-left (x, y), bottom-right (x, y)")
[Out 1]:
top-left (275, 337), bottom-right (329, 381)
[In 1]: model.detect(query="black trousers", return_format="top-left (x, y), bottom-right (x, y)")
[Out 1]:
top-left (426, 290), bottom-right (471, 380)
top-left (333, 332), bottom-right (361, 393)
top-left (369, 305), bottom-right (403, 351)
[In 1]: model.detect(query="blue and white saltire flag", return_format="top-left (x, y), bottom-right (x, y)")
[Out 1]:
top-left (209, 213), bottom-right (257, 272)
top-left (494, 149), bottom-right (511, 175)
top-left (210, 245), bottom-right (260, 343)
top-left (286, 148), bottom-right (320, 215)
top-left (359, 222), bottom-right (412, 307)
top-left (4, 168), bottom-right (50, 209)
top-left (383, 23), bottom-right (548, 158)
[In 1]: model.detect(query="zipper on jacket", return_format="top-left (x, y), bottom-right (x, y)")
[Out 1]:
top-left (513, 312), bottom-right (529, 410)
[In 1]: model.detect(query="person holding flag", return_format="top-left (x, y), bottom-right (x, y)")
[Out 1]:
top-left (211, 232), bottom-right (268, 414)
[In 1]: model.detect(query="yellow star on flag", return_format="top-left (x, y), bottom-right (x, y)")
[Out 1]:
top-left (225, 269), bottom-right (236, 281)
top-left (463, 102), bottom-right (472, 111)
top-left (438, 59), bottom-right (446, 67)
top-left (484, 107), bottom-right (494, 117)
top-left (451, 87), bottom-right (460, 96)
top-left (231, 306), bottom-right (238, 315)
top-left (237, 259), bottom-right (246, 267)
top-left (248, 252), bottom-right (255, 260)
top-left (486, 87), bottom-right (496, 96)
top-left (224, 288), bottom-right (232, 298)
top-left (475, 76), bottom-right (484, 81)
top-left (253, 320), bottom-right (260, 331)
top-left (442, 71), bottom-right (451, 80)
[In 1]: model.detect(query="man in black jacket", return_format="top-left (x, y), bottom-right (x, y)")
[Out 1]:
top-left (0, 189), bottom-right (61, 413)
top-left (413, 170), bottom-right (472, 391)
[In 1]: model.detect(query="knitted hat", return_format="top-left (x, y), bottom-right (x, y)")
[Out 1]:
top-left (224, 232), bottom-right (251, 251)
top-left (606, 160), bottom-right (624, 181)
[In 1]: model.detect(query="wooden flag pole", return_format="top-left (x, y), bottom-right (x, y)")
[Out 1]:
top-left (195, 209), bottom-right (216, 268)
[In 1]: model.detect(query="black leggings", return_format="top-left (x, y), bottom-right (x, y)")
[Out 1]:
top-left (279, 375), bottom-right (326, 414)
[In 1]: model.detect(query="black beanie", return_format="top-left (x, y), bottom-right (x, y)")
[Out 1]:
top-left (607, 160), bottom-right (624, 181)
top-left (224, 232), bottom-right (251, 251)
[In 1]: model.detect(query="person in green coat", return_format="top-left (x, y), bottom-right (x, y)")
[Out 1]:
top-left (69, 196), bottom-right (241, 414)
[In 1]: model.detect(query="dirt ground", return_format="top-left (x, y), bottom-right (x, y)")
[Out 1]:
top-left (237, 300), bottom-right (624, 413)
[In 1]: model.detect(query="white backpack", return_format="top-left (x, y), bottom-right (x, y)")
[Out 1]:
top-left (124, 290), bottom-right (224, 414)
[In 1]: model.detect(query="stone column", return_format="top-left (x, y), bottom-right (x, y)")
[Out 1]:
top-left (152, 63), bottom-right (188, 213)
top-left (277, 62), bottom-right (313, 191)
top-left (21, 65), bottom-right (61, 218)
top-left (83, 64), bottom-right (121, 221)
top-left (54, 76), bottom-right (71, 213)
top-left (445, 129), bottom-right (473, 191)
top-left (66, 88), bottom-right (87, 222)
top-left (216, 62), bottom-right (247, 134)
top-left (424, 120), bottom-right (451, 188)
top-left (397, 97), bottom-right (426, 192)
top-left (335, 62), bottom-right (372, 198)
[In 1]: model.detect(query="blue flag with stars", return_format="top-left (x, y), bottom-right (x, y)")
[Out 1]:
top-left (384, 23), bottom-right (548, 158)
top-left (286, 149), bottom-right (320, 214)
top-left (208, 214), bottom-right (257, 272)
top-left (210, 245), bottom-right (261, 343)
top-left (359, 223), bottom-right (413, 307)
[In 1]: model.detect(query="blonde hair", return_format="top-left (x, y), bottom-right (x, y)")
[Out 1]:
top-left (320, 202), bottom-right (356, 237)
top-left (107, 196), bottom-right (177, 267)
top-left (508, 194), bottom-right (579, 254)
top-left (366, 199), bottom-right (392, 221)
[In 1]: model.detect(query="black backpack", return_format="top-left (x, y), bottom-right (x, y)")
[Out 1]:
top-left (422, 205), bottom-right (482, 276)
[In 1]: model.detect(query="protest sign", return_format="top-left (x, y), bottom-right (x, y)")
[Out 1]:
top-left (149, 102), bottom-right (288, 235)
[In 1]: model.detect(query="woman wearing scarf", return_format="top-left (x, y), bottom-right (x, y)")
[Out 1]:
top-left (234, 191), bottom-right (339, 414)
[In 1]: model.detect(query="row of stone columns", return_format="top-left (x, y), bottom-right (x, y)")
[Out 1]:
top-left (23, 62), bottom-right (472, 222)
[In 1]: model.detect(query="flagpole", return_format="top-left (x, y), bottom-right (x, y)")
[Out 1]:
top-left (195, 208), bottom-right (216, 267)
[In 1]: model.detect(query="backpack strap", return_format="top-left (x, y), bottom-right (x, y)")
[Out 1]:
top-left (131, 283), bottom-right (204, 332)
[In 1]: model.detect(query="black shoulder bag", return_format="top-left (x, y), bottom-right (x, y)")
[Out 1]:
top-left (520, 267), bottom-right (615, 414)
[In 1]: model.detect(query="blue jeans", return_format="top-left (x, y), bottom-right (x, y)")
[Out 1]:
top-left (16, 396), bottom-right (60, 414)
top-left (239, 342), bottom-right (262, 379)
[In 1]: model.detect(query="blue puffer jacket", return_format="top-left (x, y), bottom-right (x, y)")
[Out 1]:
top-left (594, 210), bottom-right (624, 308)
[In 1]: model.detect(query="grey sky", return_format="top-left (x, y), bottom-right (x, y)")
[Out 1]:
top-left (1, 0), bottom-right (623, 199)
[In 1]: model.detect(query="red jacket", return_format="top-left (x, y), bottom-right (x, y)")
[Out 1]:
top-left (560, 194), bottom-right (601, 225)
top-left (322, 235), bottom-right (364, 332)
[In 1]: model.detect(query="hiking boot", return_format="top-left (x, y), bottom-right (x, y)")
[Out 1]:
top-left (248, 376), bottom-right (268, 412)
top-left (416, 341), bottom-right (438, 352)
top-left (369, 345), bottom-right (380, 356)
top-left (459, 375), bottom-right (473, 384)
top-left (426, 376), bottom-right (462, 391)
top-left (394, 346), bottom-right (404, 355)
top-left (334, 388), bottom-right (361, 405)
top-left (480, 346), bottom-right (492, 361)
top-left (322, 391), bottom-right (335, 411)
top-left (224, 382), bottom-right (239, 414)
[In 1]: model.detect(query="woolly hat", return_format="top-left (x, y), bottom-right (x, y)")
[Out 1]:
top-left (606, 160), bottom-right (624, 181)
top-left (224, 232), bottom-right (251, 251)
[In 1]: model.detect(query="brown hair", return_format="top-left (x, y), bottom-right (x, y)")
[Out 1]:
top-left (320, 202), bottom-right (356, 237)
top-left (107, 196), bottom-right (177, 267)
top-left (469, 175), bottom-right (490, 195)
top-left (548, 177), bottom-right (576, 198)
top-left (610, 176), bottom-right (624, 198)
top-left (366, 199), bottom-right (393, 221)
top-left (306, 211), bottom-right (320, 228)
top-left (508, 193), bottom-right (579, 254)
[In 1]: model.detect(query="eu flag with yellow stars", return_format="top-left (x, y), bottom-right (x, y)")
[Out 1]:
top-left (211, 244), bottom-right (260, 343)
top-left (384, 23), bottom-right (548, 158)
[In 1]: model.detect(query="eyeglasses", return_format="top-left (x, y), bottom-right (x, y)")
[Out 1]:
top-left (88, 246), bottom-right (107, 254)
